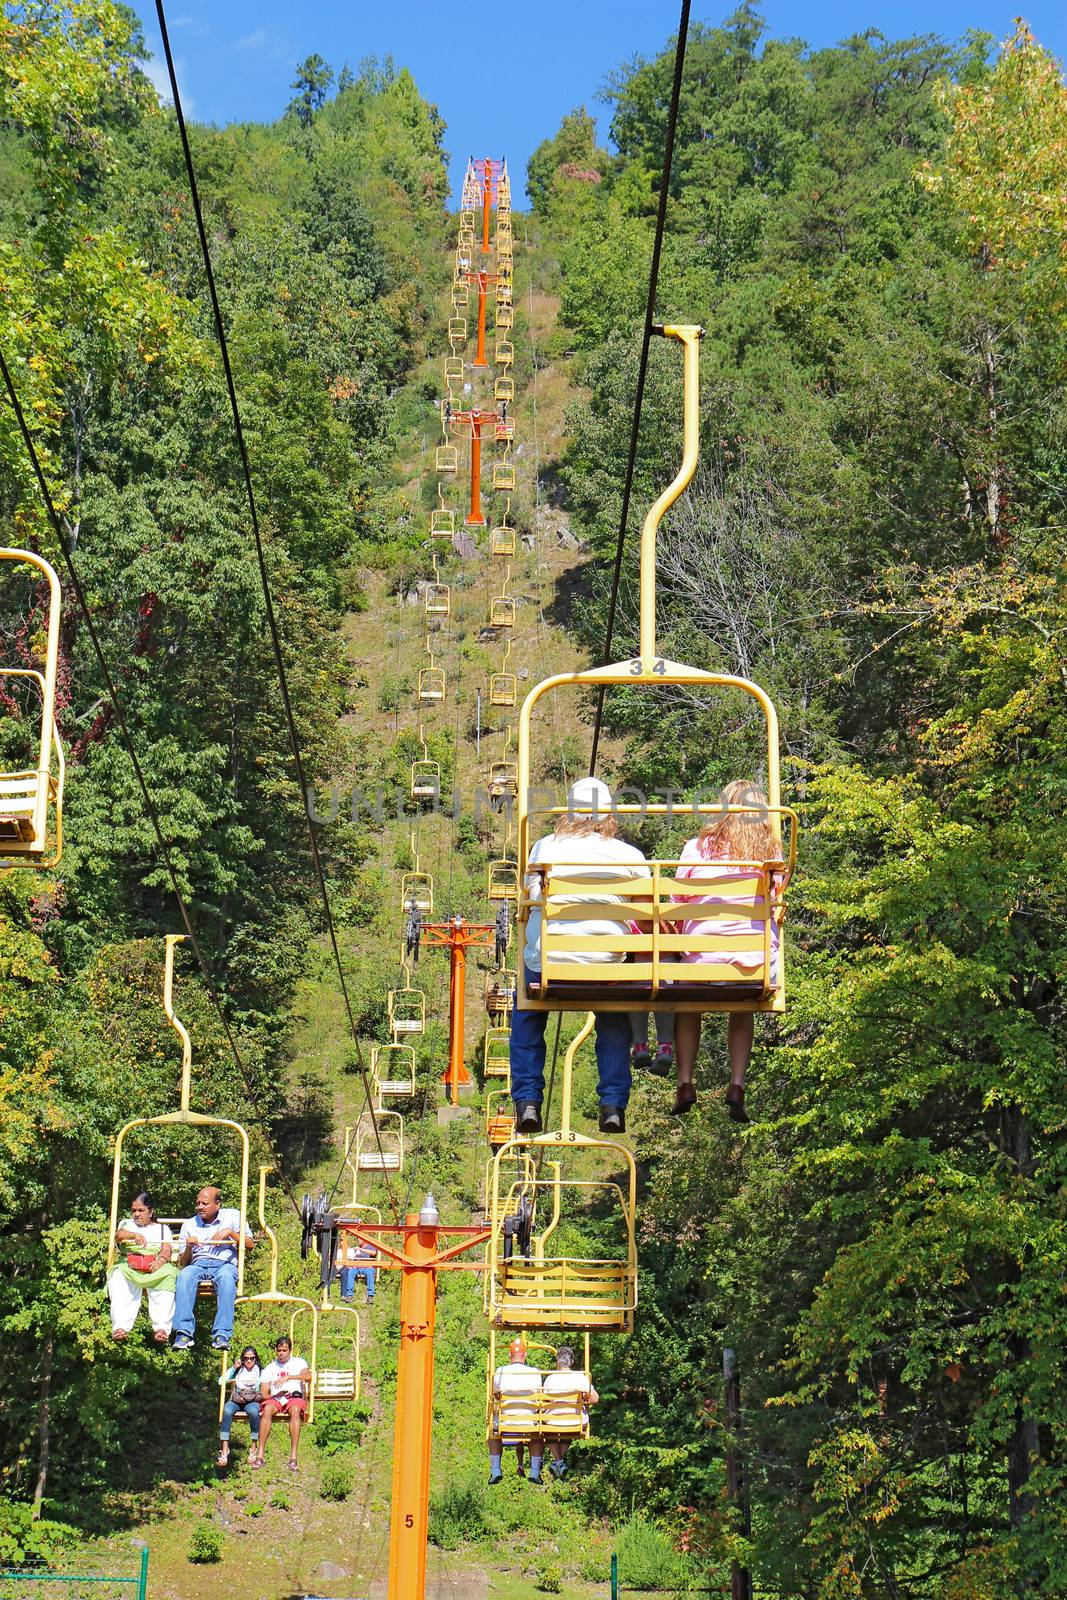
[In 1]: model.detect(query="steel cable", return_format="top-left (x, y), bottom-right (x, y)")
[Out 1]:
top-left (588, 0), bottom-right (692, 774)
top-left (154, 0), bottom-right (398, 1213)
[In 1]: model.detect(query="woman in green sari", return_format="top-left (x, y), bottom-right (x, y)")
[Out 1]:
top-left (108, 1192), bottom-right (178, 1344)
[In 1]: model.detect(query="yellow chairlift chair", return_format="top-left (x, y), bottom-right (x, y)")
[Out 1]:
top-left (1, 549), bottom-right (64, 867)
top-left (515, 326), bottom-right (797, 1019)
top-left (488, 760), bottom-right (518, 806)
top-left (485, 1330), bottom-right (594, 1448)
top-left (448, 316), bottom-right (468, 348)
top-left (496, 302), bottom-right (514, 330)
top-left (490, 672), bottom-right (517, 708)
top-left (430, 507), bottom-right (456, 539)
top-left (290, 1288), bottom-right (361, 1405)
top-left (355, 1108), bottom-right (404, 1174)
top-left (444, 356), bottom-right (464, 386)
top-left (418, 664), bottom-right (446, 704)
top-left (436, 443), bottom-right (459, 474)
top-left (400, 855), bottom-right (434, 914)
top-left (494, 376), bottom-right (514, 404)
top-left (340, 1128), bottom-right (384, 1245)
top-left (495, 339), bottom-right (514, 369)
top-left (486, 1016), bottom-right (638, 1333)
top-left (452, 282), bottom-right (470, 311)
top-left (371, 1042), bottom-right (416, 1099)
top-left (489, 592), bottom-right (515, 625)
top-left (483, 1026), bottom-right (512, 1080)
top-left (108, 935), bottom-right (251, 1293)
top-left (410, 749), bottom-right (441, 803)
top-left (485, 1089), bottom-right (515, 1150)
top-left (388, 984), bottom-right (426, 1039)
top-left (425, 581), bottom-right (451, 618)
top-left (484, 968), bottom-right (516, 1021)
top-left (487, 858), bottom-right (519, 903)
top-left (460, 208), bottom-right (476, 230)
top-left (483, 1151), bottom-right (532, 1236)
top-left (490, 521), bottom-right (516, 556)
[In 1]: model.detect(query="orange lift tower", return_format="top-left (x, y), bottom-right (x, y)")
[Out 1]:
top-left (477, 156), bottom-right (503, 253)
top-left (464, 268), bottom-right (500, 368)
top-left (315, 1199), bottom-right (491, 1600)
top-left (448, 406), bottom-right (498, 527)
top-left (422, 914), bottom-right (495, 1103)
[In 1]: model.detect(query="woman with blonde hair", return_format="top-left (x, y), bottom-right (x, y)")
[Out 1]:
top-left (672, 781), bottom-right (783, 1122)
top-left (511, 777), bottom-right (647, 1135)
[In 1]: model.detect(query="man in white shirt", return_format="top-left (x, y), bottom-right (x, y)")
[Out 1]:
top-left (488, 1338), bottom-right (544, 1485)
top-left (542, 1346), bottom-right (598, 1479)
top-left (171, 1186), bottom-right (254, 1352)
top-left (512, 777), bottom-right (646, 1135)
top-left (254, 1336), bottom-right (310, 1471)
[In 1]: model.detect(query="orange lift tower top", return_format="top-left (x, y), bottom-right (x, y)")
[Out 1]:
top-left (477, 156), bottom-right (503, 253)
top-left (315, 1199), bottom-right (491, 1600)
top-left (421, 914), bottom-right (495, 1103)
top-left (448, 406), bottom-right (498, 527)
top-left (464, 269), bottom-right (500, 368)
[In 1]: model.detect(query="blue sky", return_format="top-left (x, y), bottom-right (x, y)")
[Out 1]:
top-left (134, 2), bottom-right (1067, 202)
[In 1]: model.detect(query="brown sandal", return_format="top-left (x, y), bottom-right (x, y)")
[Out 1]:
top-left (672, 1083), bottom-right (697, 1116)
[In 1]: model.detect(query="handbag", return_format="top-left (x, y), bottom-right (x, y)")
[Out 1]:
top-left (125, 1251), bottom-right (159, 1273)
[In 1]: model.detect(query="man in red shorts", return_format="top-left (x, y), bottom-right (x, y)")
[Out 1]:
top-left (253, 1335), bottom-right (310, 1470)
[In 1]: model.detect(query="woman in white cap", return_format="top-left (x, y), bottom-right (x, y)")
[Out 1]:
top-left (511, 776), bottom-right (647, 1135)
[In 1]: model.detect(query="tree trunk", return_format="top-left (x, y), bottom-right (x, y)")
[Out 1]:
top-left (31, 1333), bottom-right (54, 1520)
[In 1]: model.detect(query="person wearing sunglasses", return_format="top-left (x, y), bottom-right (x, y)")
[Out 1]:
top-left (217, 1345), bottom-right (262, 1467)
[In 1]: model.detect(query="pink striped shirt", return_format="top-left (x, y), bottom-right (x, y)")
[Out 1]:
top-left (674, 837), bottom-right (780, 984)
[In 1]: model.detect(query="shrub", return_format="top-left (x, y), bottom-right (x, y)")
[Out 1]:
top-left (579, 1547), bottom-right (610, 1582)
top-left (312, 1402), bottom-right (371, 1456)
top-left (320, 1461), bottom-right (354, 1501)
top-left (615, 1513), bottom-right (688, 1591)
top-left (428, 1478), bottom-right (488, 1549)
top-left (537, 1565), bottom-right (563, 1593)
top-left (270, 1490), bottom-right (290, 1510)
top-left (0, 1502), bottom-right (77, 1566)
top-left (246, 1501), bottom-right (264, 1518)
top-left (187, 1521), bottom-right (224, 1564)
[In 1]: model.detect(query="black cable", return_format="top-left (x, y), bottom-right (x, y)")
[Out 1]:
top-left (0, 350), bottom-right (304, 1215)
top-left (588, 0), bottom-right (691, 775)
top-left (154, 0), bottom-right (398, 1213)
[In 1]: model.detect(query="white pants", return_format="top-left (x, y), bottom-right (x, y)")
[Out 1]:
top-left (107, 1268), bottom-right (176, 1335)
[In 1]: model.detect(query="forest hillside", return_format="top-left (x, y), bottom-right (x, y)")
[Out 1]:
top-left (0, 4), bottom-right (1065, 1598)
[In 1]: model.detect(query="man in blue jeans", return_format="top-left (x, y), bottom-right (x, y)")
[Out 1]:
top-left (511, 777), bottom-right (647, 1136)
top-left (172, 1186), bottom-right (254, 1352)
top-left (338, 1242), bottom-right (377, 1304)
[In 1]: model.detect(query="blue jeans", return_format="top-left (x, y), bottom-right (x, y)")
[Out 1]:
top-left (220, 1398), bottom-right (260, 1440)
top-left (510, 967), bottom-right (632, 1108)
top-left (339, 1266), bottom-right (376, 1301)
top-left (173, 1256), bottom-right (238, 1342)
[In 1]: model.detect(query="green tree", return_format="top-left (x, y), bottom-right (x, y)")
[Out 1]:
top-left (526, 106), bottom-right (606, 213)
top-left (288, 53), bottom-right (334, 128)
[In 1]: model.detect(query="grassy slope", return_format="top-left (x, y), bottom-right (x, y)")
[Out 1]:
top-left (67, 220), bottom-right (637, 1598)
